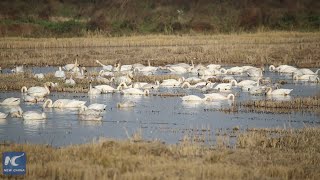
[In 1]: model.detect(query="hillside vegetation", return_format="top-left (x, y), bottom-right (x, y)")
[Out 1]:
top-left (0, 0), bottom-right (319, 37)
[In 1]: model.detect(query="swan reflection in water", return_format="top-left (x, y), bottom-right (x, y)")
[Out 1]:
top-left (267, 95), bottom-right (292, 101)
top-left (0, 118), bottom-right (7, 125)
top-left (79, 119), bottom-right (102, 126)
top-left (23, 119), bottom-right (46, 130)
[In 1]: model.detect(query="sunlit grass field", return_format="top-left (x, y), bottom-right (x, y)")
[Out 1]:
top-left (0, 31), bottom-right (319, 68)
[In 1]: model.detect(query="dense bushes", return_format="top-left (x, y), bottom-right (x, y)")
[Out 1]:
top-left (0, 0), bottom-right (318, 37)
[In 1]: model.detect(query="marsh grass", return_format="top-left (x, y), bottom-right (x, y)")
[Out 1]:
top-left (0, 127), bottom-right (320, 179)
top-left (1, 32), bottom-right (319, 68)
top-left (240, 97), bottom-right (320, 111)
top-left (0, 72), bottom-right (185, 93)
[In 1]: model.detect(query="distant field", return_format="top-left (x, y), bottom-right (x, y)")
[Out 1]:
top-left (0, 31), bottom-right (319, 68)
top-left (0, 127), bottom-right (319, 179)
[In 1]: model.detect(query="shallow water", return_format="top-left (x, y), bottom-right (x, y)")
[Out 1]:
top-left (0, 66), bottom-right (319, 146)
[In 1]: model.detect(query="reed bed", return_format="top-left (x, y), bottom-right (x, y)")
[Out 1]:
top-left (240, 97), bottom-right (320, 110)
top-left (0, 127), bottom-right (320, 179)
top-left (1, 32), bottom-right (319, 68)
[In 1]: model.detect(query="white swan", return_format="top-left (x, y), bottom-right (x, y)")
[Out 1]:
top-left (132, 82), bottom-right (149, 89)
top-left (134, 60), bottom-right (158, 74)
top-left (226, 66), bottom-right (244, 74)
top-left (296, 68), bottom-right (320, 75)
top-left (55, 67), bottom-right (66, 79)
top-left (87, 104), bottom-right (107, 111)
top-left (21, 85), bottom-right (50, 98)
top-left (23, 95), bottom-right (38, 103)
top-left (249, 86), bottom-right (267, 95)
top-left (200, 82), bottom-right (216, 91)
top-left (113, 74), bottom-right (132, 85)
top-left (63, 58), bottom-right (79, 71)
top-left (0, 112), bottom-right (8, 119)
top-left (0, 97), bottom-right (20, 106)
top-left (246, 68), bottom-right (263, 77)
top-left (114, 63), bottom-right (132, 72)
top-left (10, 106), bottom-right (23, 118)
top-left (74, 67), bottom-right (86, 79)
top-left (65, 76), bottom-right (76, 86)
top-left (180, 81), bottom-right (208, 89)
top-left (117, 101), bottom-right (135, 108)
top-left (232, 79), bottom-right (260, 87)
top-left (121, 88), bottom-right (149, 95)
top-left (189, 64), bottom-right (206, 74)
top-left (184, 77), bottom-right (202, 84)
top-left (171, 60), bottom-right (194, 69)
top-left (43, 99), bottom-right (86, 108)
top-left (23, 111), bottom-right (46, 120)
top-left (181, 95), bottom-right (211, 102)
top-left (266, 87), bottom-right (293, 96)
top-left (167, 66), bottom-right (188, 74)
top-left (309, 76), bottom-right (319, 83)
top-left (79, 106), bottom-right (102, 116)
top-left (11, 65), bottom-right (24, 73)
top-left (141, 81), bottom-right (160, 90)
top-left (269, 65), bottom-right (298, 73)
top-left (99, 70), bottom-right (114, 77)
top-left (198, 69), bottom-right (213, 76)
top-left (214, 82), bottom-right (234, 92)
top-left (46, 82), bottom-right (59, 88)
top-left (269, 65), bottom-right (293, 72)
top-left (96, 60), bottom-right (114, 71)
top-left (222, 76), bottom-right (236, 82)
top-left (94, 85), bottom-right (116, 93)
top-left (160, 77), bottom-right (184, 87)
top-left (207, 64), bottom-right (221, 70)
top-left (88, 84), bottom-right (102, 95)
top-left (34, 73), bottom-right (44, 79)
top-left (42, 99), bottom-right (64, 108)
top-left (204, 93), bottom-right (235, 101)
top-left (293, 74), bottom-right (318, 81)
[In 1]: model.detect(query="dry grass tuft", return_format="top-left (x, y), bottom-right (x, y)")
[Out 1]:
top-left (1, 127), bottom-right (320, 179)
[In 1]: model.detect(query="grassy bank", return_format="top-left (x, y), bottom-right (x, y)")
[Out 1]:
top-left (1, 32), bottom-right (320, 68)
top-left (0, 127), bottom-right (320, 179)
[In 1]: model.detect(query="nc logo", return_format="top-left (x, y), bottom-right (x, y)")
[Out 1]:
top-left (2, 152), bottom-right (26, 175)
top-left (4, 153), bottom-right (25, 166)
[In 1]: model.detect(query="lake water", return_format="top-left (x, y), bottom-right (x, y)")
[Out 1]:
top-left (0, 66), bottom-right (319, 146)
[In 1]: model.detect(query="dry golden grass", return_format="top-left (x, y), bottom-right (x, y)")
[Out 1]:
top-left (0, 127), bottom-right (320, 179)
top-left (0, 32), bottom-right (319, 68)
